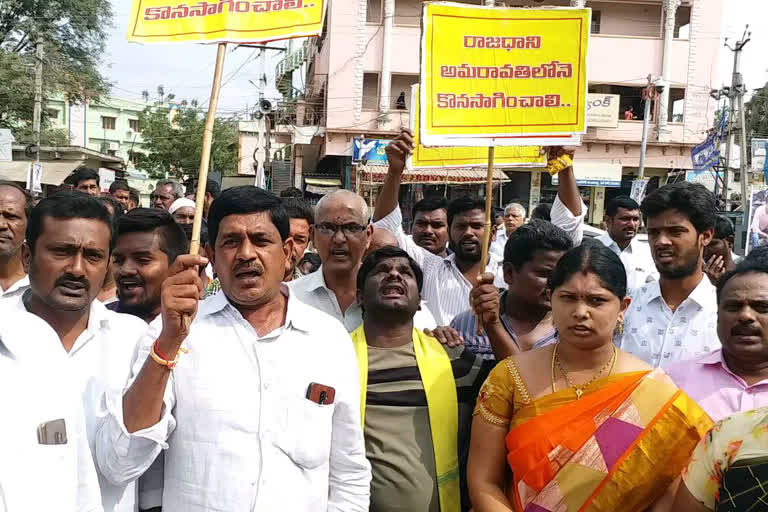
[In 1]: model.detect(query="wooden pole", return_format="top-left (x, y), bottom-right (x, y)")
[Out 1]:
top-left (477, 146), bottom-right (495, 335)
top-left (190, 42), bottom-right (227, 255)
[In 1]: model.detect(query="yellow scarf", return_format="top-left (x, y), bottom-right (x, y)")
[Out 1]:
top-left (351, 326), bottom-right (461, 512)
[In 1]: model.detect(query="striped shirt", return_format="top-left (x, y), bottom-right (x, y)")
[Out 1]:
top-left (374, 205), bottom-right (506, 326)
top-left (364, 339), bottom-right (494, 512)
top-left (450, 291), bottom-right (558, 359)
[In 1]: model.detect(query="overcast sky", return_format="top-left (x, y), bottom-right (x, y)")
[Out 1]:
top-left (102, 0), bottom-right (768, 114)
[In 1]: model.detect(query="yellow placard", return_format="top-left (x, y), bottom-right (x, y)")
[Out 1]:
top-left (410, 85), bottom-right (544, 169)
top-left (126, 0), bottom-right (327, 43)
top-left (421, 3), bottom-right (590, 143)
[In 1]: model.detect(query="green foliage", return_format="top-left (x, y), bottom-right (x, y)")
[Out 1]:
top-left (746, 82), bottom-right (768, 144)
top-left (137, 91), bottom-right (240, 179)
top-left (0, 0), bottom-right (112, 137)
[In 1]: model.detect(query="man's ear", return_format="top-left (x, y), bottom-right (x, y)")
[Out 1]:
top-left (22, 242), bottom-right (31, 273)
top-left (700, 227), bottom-right (714, 247)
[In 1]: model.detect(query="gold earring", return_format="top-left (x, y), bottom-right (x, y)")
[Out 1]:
top-left (616, 321), bottom-right (624, 336)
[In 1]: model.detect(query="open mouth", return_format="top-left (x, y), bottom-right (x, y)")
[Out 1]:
top-left (655, 250), bottom-right (675, 264)
top-left (330, 249), bottom-right (349, 258)
top-left (235, 268), bottom-right (262, 279)
top-left (569, 325), bottom-right (593, 335)
top-left (57, 280), bottom-right (87, 296)
top-left (381, 283), bottom-right (406, 297)
top-left (118, 278), bottom-right (144, 292)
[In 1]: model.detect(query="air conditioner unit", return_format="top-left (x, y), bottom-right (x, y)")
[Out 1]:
top-left (108, 142), bottom-right (119, 151)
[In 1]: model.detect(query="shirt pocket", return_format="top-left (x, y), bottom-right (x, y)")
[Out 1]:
top-left (275, 397), bottom-right (335, 469)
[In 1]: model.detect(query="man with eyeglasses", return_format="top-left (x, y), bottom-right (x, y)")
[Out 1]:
top-left (290, 190), bottom-right (436, 331)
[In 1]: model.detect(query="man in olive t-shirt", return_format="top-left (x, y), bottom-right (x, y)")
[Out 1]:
top-left (353, 247), bottom-right (493, 511)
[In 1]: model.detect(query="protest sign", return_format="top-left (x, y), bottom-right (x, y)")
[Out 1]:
top-left (420, 3), bottom-right (590, 146)
top-left (126, 0), bottom-right (327, 43)
top-left (408, 85), bottom-right (544, 169)
top-left (746, 186), bottom-right (768, 255)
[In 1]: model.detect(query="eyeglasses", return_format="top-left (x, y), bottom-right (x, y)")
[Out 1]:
top-left (315, 222), bottom-right (367, 237)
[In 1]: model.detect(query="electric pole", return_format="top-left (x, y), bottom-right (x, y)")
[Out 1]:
top-left (638, 75), bottom-right (654, 179)
top-left (32, 39), bottom-right (44, 161)
top-left (722, 26), bottom-right (751, 212)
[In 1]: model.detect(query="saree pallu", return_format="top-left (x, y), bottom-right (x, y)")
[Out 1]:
top-left (505, 369), bottom-right (712, 512)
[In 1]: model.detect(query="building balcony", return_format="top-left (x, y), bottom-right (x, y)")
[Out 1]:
top-left (588, 35), bottom-right (690, 86)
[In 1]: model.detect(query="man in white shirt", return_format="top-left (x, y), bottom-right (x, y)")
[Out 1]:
top-left (375, 132), bottom-right (586, 326)
top-left (7, 192), bottom-right (147, 512)
top-left (0, 181), bottom-right (30, 301)
top-left (596, 195), bottom-right (655, 293)
top-left (619, 182), bottom-right (720, 367)
top-left (0, 309), bottom-right (103, 512)
top-left (96, 185), bottom-right (371, 511)
top-left (489, 203), bottom-right (525, 258)
top-left (290, 190), bottom-right (436, 331)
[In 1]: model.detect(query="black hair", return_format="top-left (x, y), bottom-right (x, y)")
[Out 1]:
top-left (128, 187), bottom-right (140, 205)
top-left (0, 180), bottom-right (33, 218)
top-left (640, 182), bottom-right (716, 234)
top-left (298, 252), bottom-right (322, 273)
top-left (549, 239), bottom-right (627, 300)
top-left (116, 208), bottom-right (189, 263)
top-left (206, 179), bottom-right (221, 199)
top-left (70, 167), bottom-right (100, 187)
top-left (109, 180), bottom-right (131, 194)
top-left (504, 220), bottom-right (572, 268)
top-left (716, 257), bottom-right (768, 302)
top-left (605, 196), bottom-right (640, 218)
top-left (207, 186), bottom-right (290, 246)
top-left (26, 192), bottom-right (114, 254)
top-left (282, 198), bottom-right (314, 225)
top-left (447, 195), bottom-right (486, 228)
top-left (279, 187), bottom-right (304, 198)
top-left (412, 197), bottom-right (448, 220)
top-left (357, 246), bottom-right (424, 294)
top-left (713, 215), bottom-right (735, 240)
top-left (97, 195), bottom-right (125, 220)
top-left (530, 203), bottom-right (552, 222)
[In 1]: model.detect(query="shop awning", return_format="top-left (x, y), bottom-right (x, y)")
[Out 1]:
top-left (360, 165), bottom-right (511, 185)
top-left (305, 177), bottom-right (342, 195)
top-left (0, 160), bottom-right (85, 186)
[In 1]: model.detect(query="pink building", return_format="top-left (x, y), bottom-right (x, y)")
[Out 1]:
top-left (281, 0), bottom-right (724, 220)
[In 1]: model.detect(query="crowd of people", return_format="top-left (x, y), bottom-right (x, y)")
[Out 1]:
top-left (2, 128), bottom-right (768, 512)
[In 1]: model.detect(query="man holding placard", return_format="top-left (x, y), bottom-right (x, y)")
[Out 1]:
top-left (375, 130), bottom-right (585, 327)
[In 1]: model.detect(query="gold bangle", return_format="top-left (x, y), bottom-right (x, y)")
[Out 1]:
top-left (149, 340), bottom-right (185, 370)
top-left (546, 154), bottom-right (573, 176)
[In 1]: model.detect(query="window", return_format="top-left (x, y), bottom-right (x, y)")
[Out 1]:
top-left (366, 0), bottom-right (381, 23)
top-left (668, 88), bottom-right (686, 123)
top-left (390, 74), bottom-right (419, 110)
top-left (47, 108), bottom-right (60, 120)
top-left (674, 6), bottom-right (691, 39)
top-left (107, 149), bottom-right (117, 156)
top-left (591, 10), bottom-right (601, 34)
top-left (129, 119), bottom-right (141, 132)
top-left (362, 73), bottom-right (379, 110)
top-left (394, 0), bottom-right (420, 25)
top-left (589, 84), bottom-right (651, 121)
top-left (102, 116), bottom-right (116, 130)
top-left (128, 151), bottom-right (142, 165)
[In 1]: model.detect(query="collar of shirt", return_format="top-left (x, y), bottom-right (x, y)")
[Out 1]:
top-left (498, 291), bottom-right (557, 349)
top-left (200, 283), bottom-right (313, 335)
top-left (0, 274), bottom-right (30, 297)
top-left (639, 274), bottom-right (715, 309)
top-left (695, 349), bottom-right (768, 389)
top-left (596, 232), bottom-right (642, 255)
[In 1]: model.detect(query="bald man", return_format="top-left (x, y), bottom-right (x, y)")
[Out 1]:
top-left (364, 227), bottom-right (399, 259)
top-left (290, 191), bottom-right (437, 331)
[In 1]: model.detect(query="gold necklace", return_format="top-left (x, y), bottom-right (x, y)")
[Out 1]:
top-left (551, 343), bottom-right (617, 399)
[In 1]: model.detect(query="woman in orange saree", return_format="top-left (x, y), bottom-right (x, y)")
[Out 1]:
top-left (468, 242), bottom-right (713, 512)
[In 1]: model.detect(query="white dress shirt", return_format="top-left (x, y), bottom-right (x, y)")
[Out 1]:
top-left (95, 288), bottom-right (371, 512)
top-left (374, 205), bottom-right (507, 326)
top-left (595, 233), bottom-right (655, 293)
top-left (549, 195), bottom-right (587, 247)
top-left (0, 275), bottom-right (29, 301)
top-left (489, 227), bottom-right (508, 259)
top-left (6, 294), bottom-right (146, 512)
top-left (618, 275), bottom-right (720, 367)
top-left (0, 308), bottom-right (102, 512)
top-left (289, 266), bottom-right (438, 332)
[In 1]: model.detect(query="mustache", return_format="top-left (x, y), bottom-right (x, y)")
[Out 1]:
top-left (55, 273), bottom-right (90, 289)
top-left (233, 262), bottom-right (265, 275)
top-left (732, 325), bottom-right (762, 336)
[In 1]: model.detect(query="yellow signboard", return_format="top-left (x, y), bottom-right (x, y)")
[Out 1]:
top-left (126, 0), bottom-right (327, 43)
top-left (420, 3), bottom-right (590, 145)
top-left (409, 85), bottom-right (544, 169)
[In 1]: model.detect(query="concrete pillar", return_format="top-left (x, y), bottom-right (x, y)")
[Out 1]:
top-left (657, 0), bottom-right (681, 142)
top-left (569, 0), bottom-right (586, 7)
top-left (353, 0), bottom-right (368, 124)
top-left (377, 0), bottom-right (395, 130)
